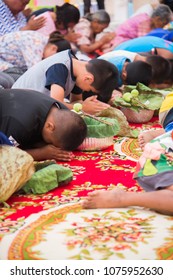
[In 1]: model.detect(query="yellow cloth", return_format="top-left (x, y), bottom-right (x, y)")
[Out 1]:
top-left (159, 92), bottom-right (173, 125)
top-left (159, 92), bottom-right (173, 113)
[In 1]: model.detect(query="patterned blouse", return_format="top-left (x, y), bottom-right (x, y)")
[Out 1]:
top-left (73, 18), bottom-right (94, 46)
top-left (0, 0), bottom-right (27, 36)
top-left (0, 31), bottom-right (48, 71)
top-left (112, 13), bottom-right (151, 47)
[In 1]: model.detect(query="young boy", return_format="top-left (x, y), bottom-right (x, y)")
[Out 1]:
top-left (12, 49), bottom-right (119, 115)
top-left (0, 88), bottom-right (87, 161)
top-left (101, 50), bottom-right (171, 88)
top-left (99, 50), bottom-right (172, 88)
top-left (82, 92), bottom-right (173, 215)
top-left (99, 52), bottom-right (152, 87)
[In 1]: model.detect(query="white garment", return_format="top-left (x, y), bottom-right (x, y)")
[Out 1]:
top-left (100, 50), bottom-right (137, 62)
top-left (132, 0), bottom-right (160, 17)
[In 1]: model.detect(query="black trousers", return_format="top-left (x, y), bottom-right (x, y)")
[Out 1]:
top-left (83, 0), bottom-right (105, 14)
top-left (0, 71), bottom-right (15, 89)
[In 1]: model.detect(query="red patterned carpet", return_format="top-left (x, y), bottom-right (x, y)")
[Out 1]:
top-left (0, 117), bottom-right (173, 260)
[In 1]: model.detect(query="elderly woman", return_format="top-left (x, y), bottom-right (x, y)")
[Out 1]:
top-left (111, 4), bottom-right (173, 48)
top-left (72, 9), bottom-right (115, 57)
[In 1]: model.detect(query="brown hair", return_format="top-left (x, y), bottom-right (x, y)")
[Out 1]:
top-left (48, 31), bottom-right (71, 52)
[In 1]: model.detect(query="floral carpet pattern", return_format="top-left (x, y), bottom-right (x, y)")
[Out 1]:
top-left (0, 118), bottom-right (173, 260)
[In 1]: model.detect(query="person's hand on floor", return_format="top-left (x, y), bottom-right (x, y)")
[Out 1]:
top-left (42, 145), bottom-right (74, 161)
top-left (82, 95), bottom-right (110, 115)
top-left (27, 145), bottom-right (74, 162)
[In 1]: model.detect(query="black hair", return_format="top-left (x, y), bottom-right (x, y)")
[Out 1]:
top-left (85, 10), bottom-right (110, 24)
top-left (53, 109), bottom-right (87, 151)
top-left (55, 3), bottom-right (80, 29)
top-left (84, 59), bottom-right (119, 103)
top-left (158, 1), bottom-right (173, 12)
top-left (164, 59), bottom-right (173, 83)
top-left (125, 61), bottom-right (152, 86)
top-left (48, 31), bottom-right (71, 52)
top-left (146, 55), bottom-right (172, 84)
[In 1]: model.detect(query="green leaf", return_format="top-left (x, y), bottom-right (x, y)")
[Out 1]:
top-left (114, 82), bottom-right (164, 111)
top-left (83, 116), bottom-right (120, 138)
top-left (97, 107), bottom-right (139, 138)
top-left (113, 96), bottom-right (132, 107)
top-left (130, 129), bottom-right (139, 138)
top-left (138, 94), bottom-right (163, 110)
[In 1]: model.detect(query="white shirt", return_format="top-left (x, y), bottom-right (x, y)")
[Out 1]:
top-left (100, 50), bottom-right (137, 62)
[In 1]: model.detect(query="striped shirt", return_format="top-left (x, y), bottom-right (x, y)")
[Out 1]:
top-left (0, 0), bottom-right (26, 36)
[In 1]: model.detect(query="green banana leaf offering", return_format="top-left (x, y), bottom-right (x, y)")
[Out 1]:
top-left (20, 164), bottom-right (73, 195)
top-left (113, 82), bottom-right (165, 112)
top-left (82, 116), bottom-right (120, 138)
top-left (34, 160), bottom-right (56, 171)
top-left (96, 107), bottom-right (139, 138)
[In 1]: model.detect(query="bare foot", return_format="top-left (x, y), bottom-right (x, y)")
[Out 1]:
top-left (138, 129), bottom-right (164, 150)
top-left (82, 189), bottom-right (125, 209)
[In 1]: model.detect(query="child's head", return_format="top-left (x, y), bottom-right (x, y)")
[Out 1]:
top-left (151, 4), bottom-right (172, 28)
top-left (156, 58), bottom-right (173, 88)
top-left (43, 108), bottom-right (87, 151)
top-left (167, 59), bottom-right (173, 85)
top-left (86, 10), bottom-right (111, 35)
top-left (85, 58), bottom-right (119, 102)
top-left (43, 31), bottom-right (71, 59)
top-left (124, 61), bottom-right (152, 86)
top-left (145, 55), bottom-right (172, 86)
top-left (55, 3), bottom-right (80, 30)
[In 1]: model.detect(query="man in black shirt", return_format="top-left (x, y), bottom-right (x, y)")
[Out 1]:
top-left (0, 89), bottom-right (87, 161)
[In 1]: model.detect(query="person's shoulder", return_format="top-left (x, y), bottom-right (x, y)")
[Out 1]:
top-left (127, 12), bottom-right (150, 24)
top-left (30, 7), bottom-right (53, 17)
top-left (75, 17), bottom-right (90, 28)
top-left (117, 12), bottom-right (147, 29)
top-left (47, 50), bottom-right (71, 60)
top-left (136, 12), bottom-right (150, 21)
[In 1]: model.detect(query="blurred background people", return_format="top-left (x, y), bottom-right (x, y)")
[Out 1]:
top-left (83, 0), bottom-right (105, 15)
top-left (0, 30), bottom-right (71, 82)
top-left (29, 3), bottom-right (81, 43)
top-left (0, 0), bottom-right (45, 36)
top-left (72, 9), bottom-right (114, 57)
